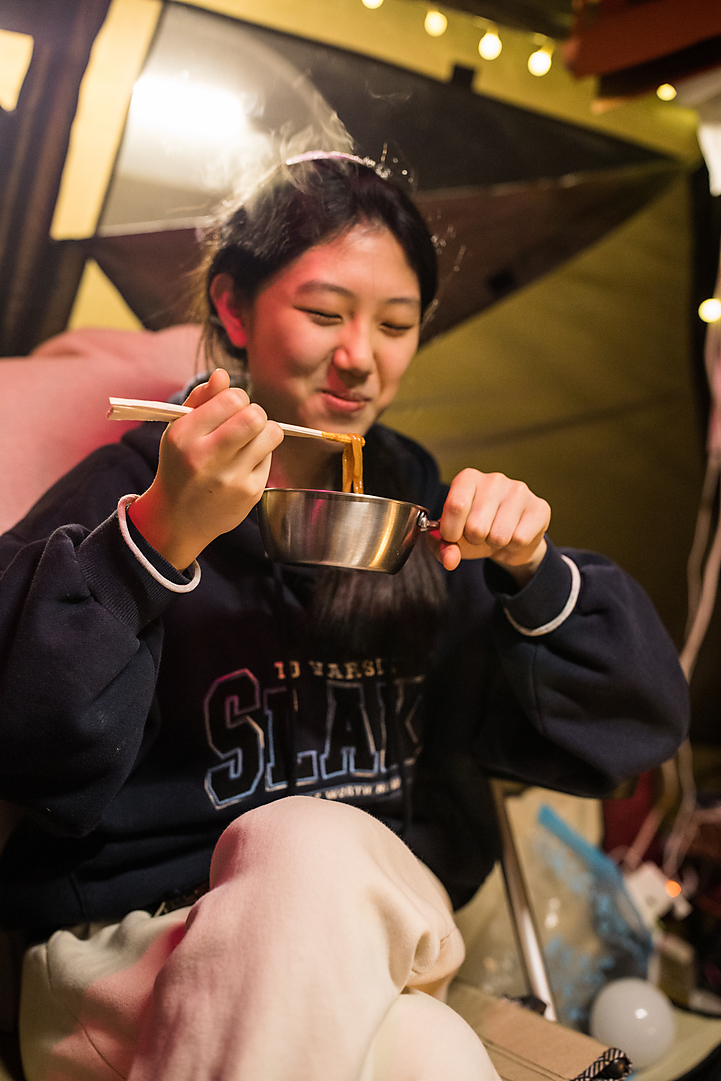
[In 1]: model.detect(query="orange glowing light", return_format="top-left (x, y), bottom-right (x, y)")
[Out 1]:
top-left (665, 880), bottom-right (682, 898)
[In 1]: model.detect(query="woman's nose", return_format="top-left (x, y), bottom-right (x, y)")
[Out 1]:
top-left (332, 324), bottom-right (375, 377)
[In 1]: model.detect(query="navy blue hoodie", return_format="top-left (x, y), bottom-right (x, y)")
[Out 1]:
top-left (0, 419), bottom-right (688, 929)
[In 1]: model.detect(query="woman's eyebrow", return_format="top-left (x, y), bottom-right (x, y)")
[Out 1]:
top-left (296, 281), bottom-right (352, 298)
top-left (384, 296), bottom-right (421, 309)
top-left (296, 280), bottom-right (420, 306)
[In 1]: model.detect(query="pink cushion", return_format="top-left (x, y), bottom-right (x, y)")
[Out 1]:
top-left (0, 325), bottom-right (205, 535)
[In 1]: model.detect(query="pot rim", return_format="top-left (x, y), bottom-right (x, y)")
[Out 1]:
top-left (261, 487), bottom-right (430, 514)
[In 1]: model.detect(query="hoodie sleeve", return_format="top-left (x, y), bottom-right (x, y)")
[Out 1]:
top-left (0, 436), bottom-right (188, 836)
top-left (374, 424), bottom-right (689, 794)
top-left (427, 542), bottom-right (689, 798)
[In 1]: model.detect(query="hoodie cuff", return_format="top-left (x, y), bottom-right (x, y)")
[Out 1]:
top-left (75, 512), bottom-right (191, 634)
top-left (117, 495), bottom-right (200, 594)
top-left (484, 540), bottom-right (581, 636)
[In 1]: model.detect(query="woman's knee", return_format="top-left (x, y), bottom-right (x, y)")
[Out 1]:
top-left (207, 796), bottom-right (459, 970)
top-left (372, 991), bottom-right (500, 1081)
top-left (210, 795), bottom-right (389, 886)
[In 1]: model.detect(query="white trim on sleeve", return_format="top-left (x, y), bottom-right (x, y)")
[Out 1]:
top-left (503, 554), bottom-right (580, 637)
top-left (117, 495), bottom-right (201, 594)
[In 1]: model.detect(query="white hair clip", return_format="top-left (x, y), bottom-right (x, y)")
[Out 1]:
top-left (283, 150), bottom-right (392, 180)
top-left (284, 150), bottom-right (373, 168)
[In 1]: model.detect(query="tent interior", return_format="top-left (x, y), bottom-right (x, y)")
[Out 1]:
top-left (2, 0), bottom-right (721, 1077)
top-left (1, 0), bottom-right (715, 644)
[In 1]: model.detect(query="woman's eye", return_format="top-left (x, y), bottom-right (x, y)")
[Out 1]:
top-left (298, 308), bottom-right (341, 324)
top-left (382, 322), bottom-right (415, 335)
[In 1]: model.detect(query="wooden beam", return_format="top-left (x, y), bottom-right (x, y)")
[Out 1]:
top-left (564, 0), bottom-right (721, 78)
top-left (0, 0), bottom-right (111, 356)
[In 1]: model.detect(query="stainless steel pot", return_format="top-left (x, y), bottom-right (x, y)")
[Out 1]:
top-left (258, 488), bottom-right (439, 574)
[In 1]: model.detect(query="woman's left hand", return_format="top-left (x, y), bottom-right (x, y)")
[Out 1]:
top-left (432, 468), bottom-right (551, 584)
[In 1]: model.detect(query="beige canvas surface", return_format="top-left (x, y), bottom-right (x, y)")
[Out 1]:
top-left (448, 980), bottom-right (620, 1081)
top-left (449, 979), bottom-right (721, 1081)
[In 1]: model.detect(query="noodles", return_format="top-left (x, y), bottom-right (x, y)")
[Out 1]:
top-left (321, 431), bottom-right (365, 494)
top-left (341, 436), bottom-right (365, 494)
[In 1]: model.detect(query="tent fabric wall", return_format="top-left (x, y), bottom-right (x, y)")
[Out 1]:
top-left (1, 0), bottom-right (705, 647)
top-left (384, 176), bottom-right (703, 645)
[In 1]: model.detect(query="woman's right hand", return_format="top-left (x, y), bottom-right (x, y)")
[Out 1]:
top-left (128, 369), bottom-right (284, 569)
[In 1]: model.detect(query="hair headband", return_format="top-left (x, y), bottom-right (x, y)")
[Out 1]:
top-left (284, 150), bottom-right (373, 168)
top-left (283, 150), bottom-right (394, 181)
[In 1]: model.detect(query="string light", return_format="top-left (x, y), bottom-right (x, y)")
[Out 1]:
top-left (478, 24), bottom-right (502, 60)
top-left (424, 9), bottom-right (447, 37)
top-left (361, 0), bottom-right (384, 8)
top-left (412, 9), bottom-right (563, 87)
top-left (656, 83), bottom-right (677, 101)
top-left (528, 37), bottom-right (553, 76)
top-left (699, 298), bottom-right (721, 323)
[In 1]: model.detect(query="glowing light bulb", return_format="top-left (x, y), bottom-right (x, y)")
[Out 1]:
top-left (424, 10), bottom-right (447, 36)
top-left (528, 47), bottom-right (552, 76)
top-left (479, 27), bottom-right (502, 60)
top-left (657, 83), bottom-right (677, 101)
top-left (699, 298), bottom-right (721, 323)
top-left (665, 879), bottom-right (682, 898)
top-left (362, 0), bottom-right (384, 8)
top-left (590, 979), bottom-right (675, 1070)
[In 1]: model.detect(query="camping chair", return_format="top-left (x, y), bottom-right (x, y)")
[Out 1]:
top-left (0, 325), bottom-right (628, 1081)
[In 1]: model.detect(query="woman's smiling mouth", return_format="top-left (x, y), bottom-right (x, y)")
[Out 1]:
top-left (320, 388), bottom-right (372, 414)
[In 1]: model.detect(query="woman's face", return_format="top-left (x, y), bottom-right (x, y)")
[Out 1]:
top-left (219, 224), bottom-right (422, 437)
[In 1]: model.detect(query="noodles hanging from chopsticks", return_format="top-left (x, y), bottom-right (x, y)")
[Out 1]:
top-left (105, 397), bottom-right (366, 494)
top-left (341, 436), bottom-right (365, 494)
top-left (321, 431), bottom-right (365, 494)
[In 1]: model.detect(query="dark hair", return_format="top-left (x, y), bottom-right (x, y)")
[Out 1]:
top-left (202, 155), bottom-right (438, 375)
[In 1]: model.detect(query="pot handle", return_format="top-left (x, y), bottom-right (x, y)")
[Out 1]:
top-left (417, 511), bottom-right (440, 532)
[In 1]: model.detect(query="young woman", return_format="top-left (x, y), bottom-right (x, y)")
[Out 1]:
top-left (0, 154), bottom-right (688, 1080)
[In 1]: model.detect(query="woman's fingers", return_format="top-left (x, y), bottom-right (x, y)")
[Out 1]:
top-left (479, 485), bottom-right (538, 552)
top-left (131, 371), bottom-right (285, 569)
top-left (180, 371), bottom-right (272, 450)
top-left (205, 416), bottom-right (284, 494)
top-left (182, 367), bottom-right (232, 408)
top-left (168, 399), bottom-right (264, 466)
top-left (167, 384), bottom-right (283, 473)
top-left (162, 402), bottom-right (282, 507)
top-left (209, 404), bottom-right (282, 463)
top-left (422, 528), bottom-right (462, 572)
top-left (438, 468), bottom-right (550, 581)
top-left (176, 372), bottom-right (286, 467)
top-left (177, 384), bottom-right (254, 441)
top-left (441, 470), bottom-right (516, 550)
top-left (438, 469), bottom-right (479, 545)
top-left (438, 540), bottom-right (463, 572)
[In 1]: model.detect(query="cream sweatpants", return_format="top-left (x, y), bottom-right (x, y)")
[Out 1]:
top-left (20, 796), bottom-right (500, 1081)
